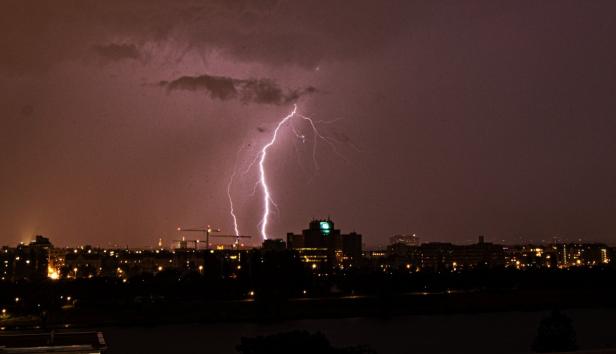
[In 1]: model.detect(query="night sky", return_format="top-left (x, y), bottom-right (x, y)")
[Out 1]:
top-left (2, 1), bottom-right (616, 247)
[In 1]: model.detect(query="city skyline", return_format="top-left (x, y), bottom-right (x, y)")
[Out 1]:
top-left (2, 226), bottom-right (614, 251)
top-left (4, 221), bottom-right (616, 249)
top-left (3, 1), bottom-right (616, 247)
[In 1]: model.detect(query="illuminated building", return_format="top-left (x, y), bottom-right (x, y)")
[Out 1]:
top-left (419, 242), bottom-right (454, 271)
top-left (389, 233), bottom-right (420, 246)
top-left (38, 240), bottom-right (246, 280)
top-left (11, 235), bottom-right (52, 281)
top-left (386, 242), bottom-right (421, 270)
top-left (550, 242), bottom-right (611, 268)
top-left (504, 245), bottom-right (558, 269)
top-left (450, 236), bottom-right (505, 269)
top-left (420, 237), bottom-right (504, 271)
top-left (286, 219), bottom-right (362, 267)
top-left (601, 248), bottom-right (610, 264)
top-left (0, 247), bottom-right (14, 281)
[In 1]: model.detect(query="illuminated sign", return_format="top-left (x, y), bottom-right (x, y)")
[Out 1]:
top-left (319, 221), bottom-right (332, 235)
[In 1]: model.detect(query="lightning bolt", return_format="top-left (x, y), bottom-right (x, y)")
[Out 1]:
top-left (227, 144), bottom-right (249, 238)
top-left (258, 104), bottom-right (298, 239)
top-left (226, 169), bottom-right (240, 237)
top-left (227, 104), bottom-right (349, 241)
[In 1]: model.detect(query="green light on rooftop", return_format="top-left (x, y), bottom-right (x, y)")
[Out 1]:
top-left (319, 221), bottom-right (332, 235)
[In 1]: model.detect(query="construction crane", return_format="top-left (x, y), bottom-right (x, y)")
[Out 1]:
top-left (176, 225), bottom-right (251, 250)
top-left (171, 237), bottom-right (200, 250)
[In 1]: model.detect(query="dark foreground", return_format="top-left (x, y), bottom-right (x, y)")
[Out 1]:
top-left (2, 287), bottom-right (616, 328)
top-left (3, 267), bottom-right (616, 352)
top-left (2, 289), bottom-right (616, 353)
top-left (96, 307), bottom-right (616, 354)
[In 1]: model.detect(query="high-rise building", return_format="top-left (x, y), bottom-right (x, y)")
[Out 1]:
top-left (12, 235), bottom-right (52, 281)
top-left (286, 219), bottom-right (362, 267)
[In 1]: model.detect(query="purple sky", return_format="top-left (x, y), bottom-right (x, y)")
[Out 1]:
top-left (2, 0), bottom-right (616, 247)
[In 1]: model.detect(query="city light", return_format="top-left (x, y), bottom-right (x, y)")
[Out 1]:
top-left (49, 271), bottom-right (59, 280)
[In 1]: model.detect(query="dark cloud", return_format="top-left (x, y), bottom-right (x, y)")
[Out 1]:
top-left (0, 0), bottom-right (412, 74)
top-left (160, 75), bottom-right (238, 100)
top-left (93, 43), bottom-right (140, 62)
top-left (159, 74), bottom-right (316, 105)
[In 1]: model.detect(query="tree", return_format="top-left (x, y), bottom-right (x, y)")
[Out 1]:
top-left (532, 310), bottom-right (577, 352)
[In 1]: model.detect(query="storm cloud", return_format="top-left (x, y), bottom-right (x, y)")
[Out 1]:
top-left (160, 74), bottom-right (316, 105)
top-left (0, 0), bottom-right (410, 74)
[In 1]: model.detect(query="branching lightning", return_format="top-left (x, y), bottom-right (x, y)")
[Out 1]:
top-left (257, 104), bottom-right (298, 239)
top-left (226, 104), bottom-right (349, 241)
